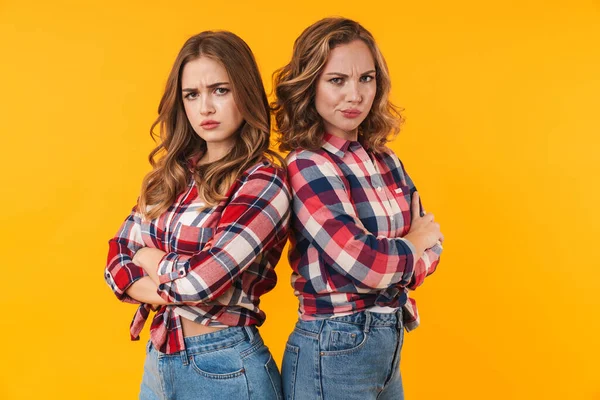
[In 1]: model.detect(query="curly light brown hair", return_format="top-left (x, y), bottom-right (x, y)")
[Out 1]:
top-left (138, 31), bottom-right (283, 220)
top-left (272, 17), bottom-right (403, 153)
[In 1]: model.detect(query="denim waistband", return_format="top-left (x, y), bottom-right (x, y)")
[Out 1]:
top-left (155, 326), bottom-right (258, 362)
top-left (295, 309), bottom-right (403, 336)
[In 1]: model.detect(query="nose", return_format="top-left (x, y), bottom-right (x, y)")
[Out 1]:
top-left (345, 80), bottom-right (362, 104)
top-left (199, 94), bottom-right (215, 116)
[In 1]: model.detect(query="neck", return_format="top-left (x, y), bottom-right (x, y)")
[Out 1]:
top-left (199, 142), bottom-right (234, 165)
top-left (345, 130), bottom-right (358, 141)
top-left (328, 128), bottom-right (358, 142)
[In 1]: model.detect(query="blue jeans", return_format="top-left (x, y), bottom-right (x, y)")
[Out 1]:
top-left (140, 326), bottom-right (283, 400)
top-left (281, 310), bottom-right (404, 400)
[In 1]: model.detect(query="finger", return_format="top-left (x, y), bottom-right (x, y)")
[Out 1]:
top-left (411, 191), bottom-right (420, 220)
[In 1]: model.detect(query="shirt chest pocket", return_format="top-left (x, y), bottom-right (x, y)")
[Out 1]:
top-left (392, 184), bottom-right (412, 236)
top-left (170, 223), bottom-right (214, 255)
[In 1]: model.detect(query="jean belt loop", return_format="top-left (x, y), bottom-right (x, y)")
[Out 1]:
top-left (396, 309), bottom-right (403, 331)
top-left (244, 326), bottom-right (255, 342)
top-left (313, 318), bottom-right (326, 341)
top-left (363, 311), bottom-right (372, 334)
top-left (180, 346), bottom-right (189, 366)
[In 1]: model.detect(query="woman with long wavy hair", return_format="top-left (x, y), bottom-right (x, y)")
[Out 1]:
top-left (272, 18), bottom-right (444, 399)
top-left (105, 31), bottom-right (290, 399)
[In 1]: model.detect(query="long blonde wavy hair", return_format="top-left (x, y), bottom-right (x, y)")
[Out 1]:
top-left (272, 17), bottom-right (403, 153)
top-left (139, 31), bottom-right (283, 220)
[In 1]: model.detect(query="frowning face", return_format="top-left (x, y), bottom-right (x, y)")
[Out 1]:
top-left (181, 56), bottom-right (244, 155)
top-left (315, 40), bottom-right (377, 141)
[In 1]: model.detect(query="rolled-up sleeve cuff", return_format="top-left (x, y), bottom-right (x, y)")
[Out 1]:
top-left (430, 241), bottom-right (443, 256)
top-left (398, 237), bottom-right (418, 284)
top-left (425, 241), bottom-right (443, 276)
top-left (157, 252), bottom-right (191, 284)
top-left (105, 262), bottom-right (146, 303)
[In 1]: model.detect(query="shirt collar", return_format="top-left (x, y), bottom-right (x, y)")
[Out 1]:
top-left (321, 132), bottom-right (359, 158)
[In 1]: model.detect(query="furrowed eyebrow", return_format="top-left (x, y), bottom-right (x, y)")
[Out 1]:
top-left (182, 82), bottom-right (230, 92)
top-left (323, 70), bottom-right (376, 77)
top-left (206, 81), bottom-right (230, 89)
top-left (324, 72), bottom-right (349, 78)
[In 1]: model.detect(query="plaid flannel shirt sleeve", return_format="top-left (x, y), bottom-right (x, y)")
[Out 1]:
top-left (289, 155), bottom-right (418, 290)
top-left (155, 165), bottom-right (291, 303)
top-left (105, 206), bottom-right (147, 303)
top-left (399, 163), bottom-right (443, 290)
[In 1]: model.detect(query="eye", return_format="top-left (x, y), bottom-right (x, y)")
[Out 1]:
top-left (214, 87), bottom-right (230, 95)
top-left (184, 92), bottom-right (198, 100)
top-left (360, 75), bottom-right (375, 83)
top-left (329, 77), bottom-right (344, 85)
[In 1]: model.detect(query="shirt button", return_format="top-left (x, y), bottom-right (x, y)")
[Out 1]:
top-left (376, 187), bottom-right (382, 192)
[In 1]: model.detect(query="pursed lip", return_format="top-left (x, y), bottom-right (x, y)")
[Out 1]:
top-left (200, 120), bottom-right (220, 129)
top-left (340, 109), bottom-right (362, 118)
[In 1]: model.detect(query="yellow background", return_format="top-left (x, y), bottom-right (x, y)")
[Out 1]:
top-left (1, 0), bottom-right (598, 398)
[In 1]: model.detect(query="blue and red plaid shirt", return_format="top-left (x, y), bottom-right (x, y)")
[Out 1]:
top-left (105, 161), bottom-right (291, 354)
top-left (286, 133), bottom-right (442, 331)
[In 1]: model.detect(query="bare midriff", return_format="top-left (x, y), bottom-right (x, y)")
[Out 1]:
top-left (181, 317), bottom-right (226, 337)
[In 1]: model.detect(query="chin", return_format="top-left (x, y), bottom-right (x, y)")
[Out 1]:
top-left (337, 122), bottom-right (361, 132)
top-left (199, 132), bottom-right (227, 142)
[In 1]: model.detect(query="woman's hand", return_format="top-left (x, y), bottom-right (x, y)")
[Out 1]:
top-left (133, 247), bottom-right (167, 285)
top-left (403, 192), bottom-right (444, 258)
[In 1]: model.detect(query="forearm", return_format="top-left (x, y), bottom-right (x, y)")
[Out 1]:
top-left (125, 276), bottom-right (169, 305)
top-left (402, 232), bottom-right (427, 259)
top-left (133, 247), bottom-right (165, 286)
top-left (333, 232), bottom-right (417, 289)
top-left (156, 169), bottom-right (290, 303)
top-left (105, 208), bottom-right (148, 303)
top-left (142, 256), bottom-right (161, 286)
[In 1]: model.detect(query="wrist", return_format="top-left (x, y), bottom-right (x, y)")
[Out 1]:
top-left (403, 233), bottom-right (425, 258)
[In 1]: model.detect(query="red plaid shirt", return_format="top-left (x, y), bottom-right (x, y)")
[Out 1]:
top-left (286, 133), bottom-right (442, 331)
top-left (105, 161), bottom-right (291, 353)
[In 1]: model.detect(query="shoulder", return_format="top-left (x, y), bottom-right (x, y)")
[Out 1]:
top-left (286, 148), bottom-right (338, 171)
top-left (375, 146), bottom-right (405, 170)
top-left (234, 161), bottom-right (290, 199)
top-left (285, 149), bottom-right (346, 191)
top-left (376, 145), bottom-right (399, 161)
top-left (241, 160), bottom-right (286, 181)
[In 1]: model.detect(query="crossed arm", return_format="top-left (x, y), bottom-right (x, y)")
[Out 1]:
top-left (105, 165), bottom-right (290, 307)
top-left (288, 155), bottom-right (443, 292)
